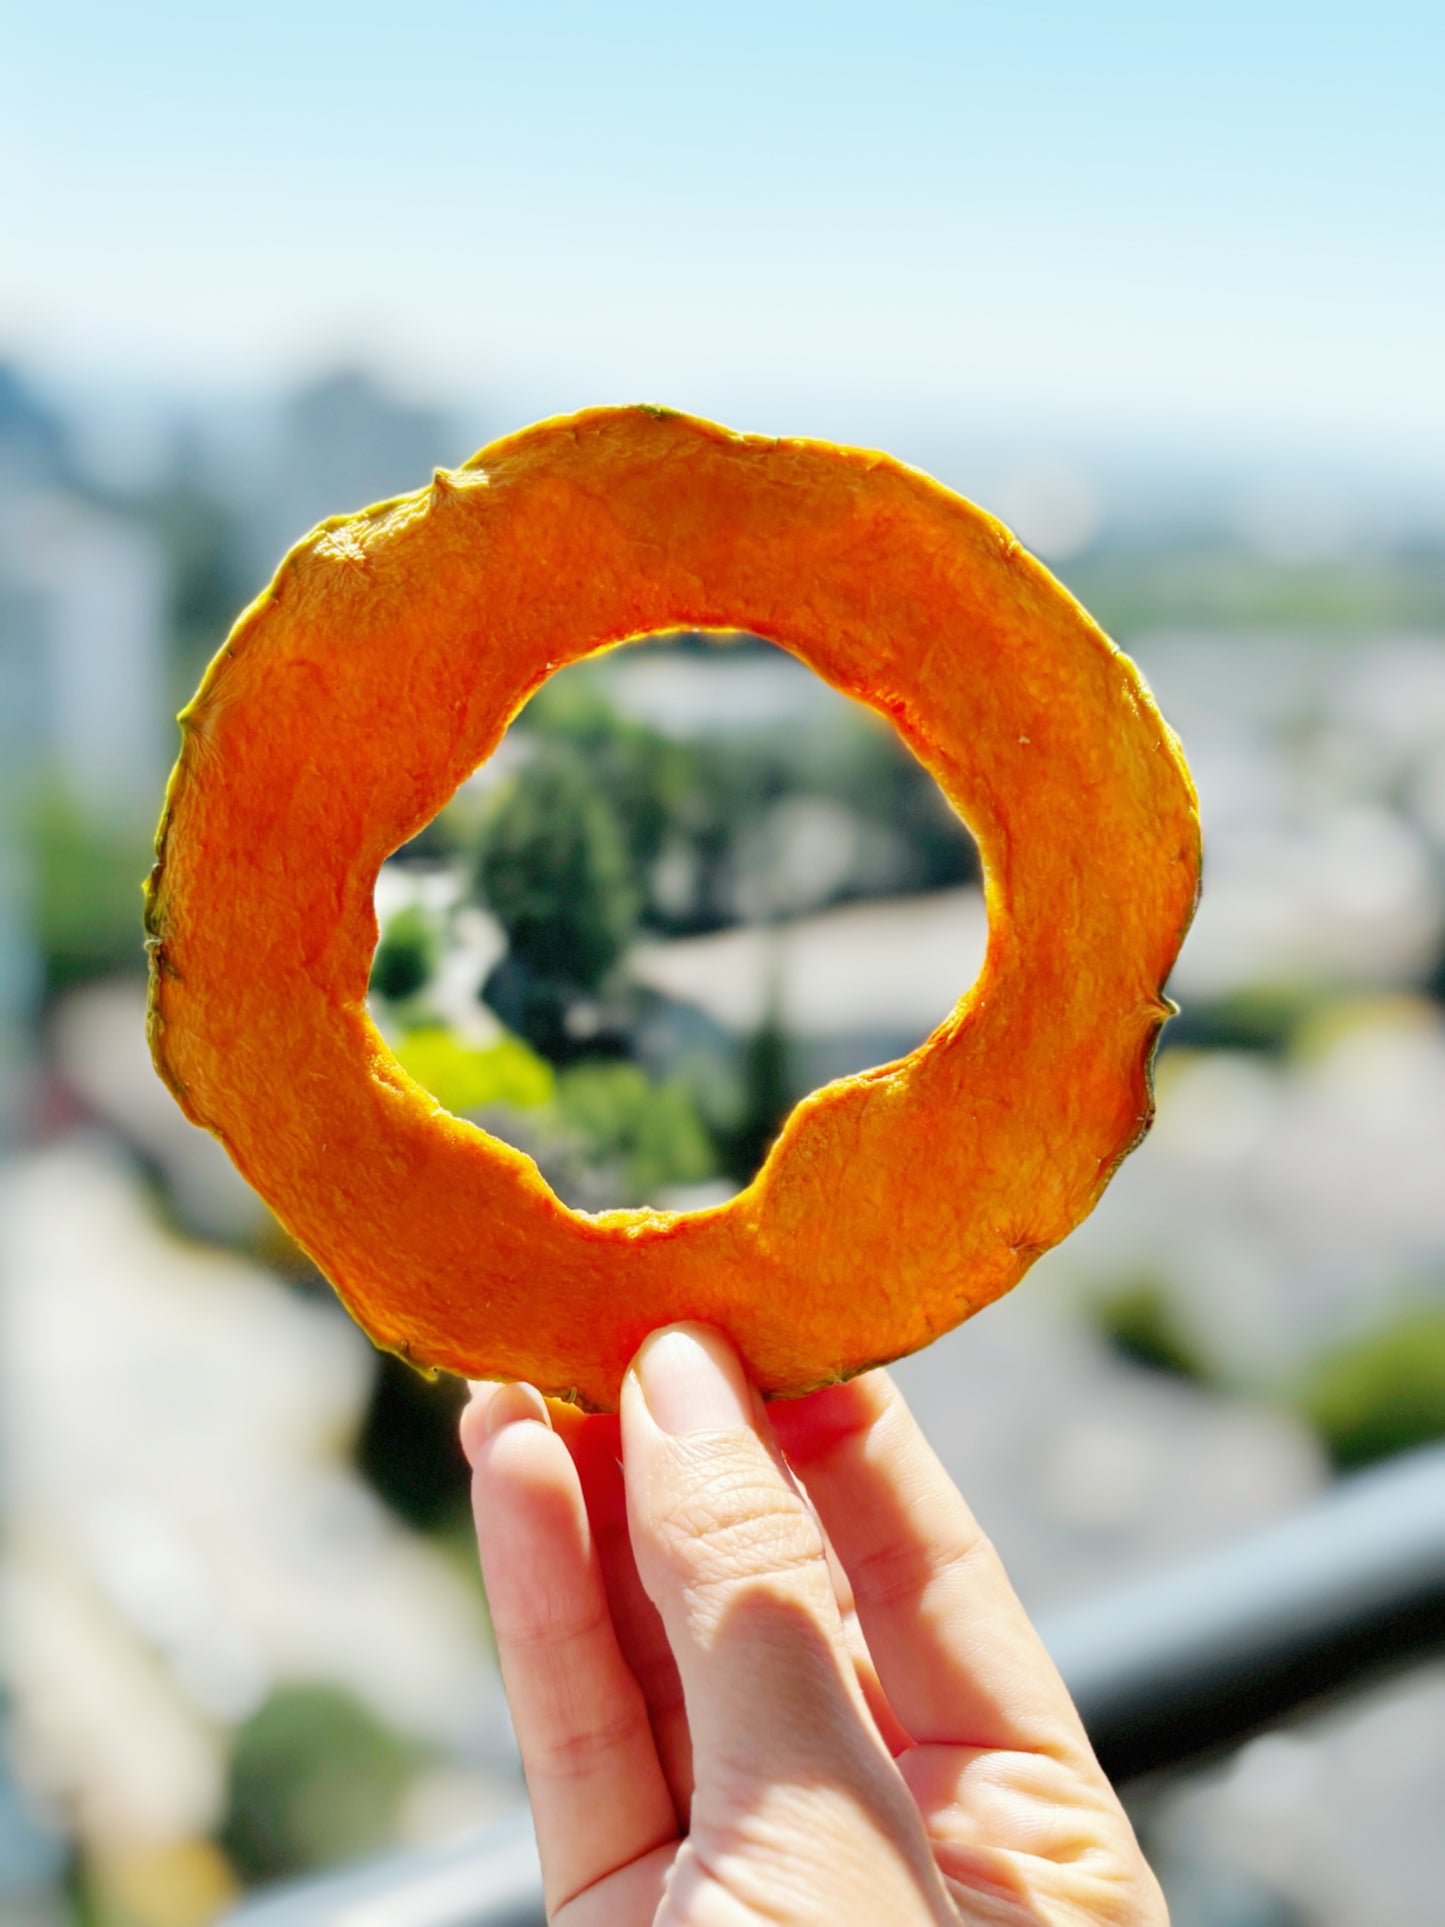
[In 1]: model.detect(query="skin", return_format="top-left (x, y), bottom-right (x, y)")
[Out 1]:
top-left (462, 1323), bottom-right (1168, 1925)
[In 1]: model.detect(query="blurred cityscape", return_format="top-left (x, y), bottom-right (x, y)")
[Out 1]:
top-left (2, 358), bottom-right (1445, 1926)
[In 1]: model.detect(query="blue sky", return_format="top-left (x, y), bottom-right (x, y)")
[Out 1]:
top-left (5, 2), bottom-right (1442, 455)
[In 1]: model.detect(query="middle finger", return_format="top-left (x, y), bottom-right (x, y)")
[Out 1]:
top-left (553, 1402), bottom-right (695, 1819)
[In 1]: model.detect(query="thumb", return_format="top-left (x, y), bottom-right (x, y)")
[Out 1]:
top-left (620, 1325), bottom-right (883, 1789)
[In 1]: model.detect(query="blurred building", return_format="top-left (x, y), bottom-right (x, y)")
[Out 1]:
top-left (0, 364), bottom-right (168, 812)
top-left (249, 369), bottom-right (454, 577)
top-left (0, 492), bottom-right (167, 816)
top-left (0, 368), bottom-right (68, 502)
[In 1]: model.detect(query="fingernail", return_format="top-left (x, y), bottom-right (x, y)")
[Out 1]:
top-left (634, 1325), bottom-right (753, 1436)
top-left (460, 1381), bottom-right (552, 1465)
top-left (486, 1381), bottom-right (552, 1438)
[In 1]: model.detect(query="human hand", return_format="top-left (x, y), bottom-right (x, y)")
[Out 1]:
top-left (461, 1324), bottom-right (1166, 1925)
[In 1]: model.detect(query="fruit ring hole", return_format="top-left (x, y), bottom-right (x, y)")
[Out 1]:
top-left (368, 632), bottom-right (984, 1213)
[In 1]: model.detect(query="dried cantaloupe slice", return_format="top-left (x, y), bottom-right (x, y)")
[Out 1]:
top-left (145, 406), bottom-right (1199, 1410)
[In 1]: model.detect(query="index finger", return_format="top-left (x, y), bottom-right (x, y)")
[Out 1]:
top-left (771, 1371), bottom-right (1092, 1762)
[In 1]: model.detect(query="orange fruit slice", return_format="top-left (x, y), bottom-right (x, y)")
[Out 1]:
top-left (146, 406), bottom-right (1199, 1409)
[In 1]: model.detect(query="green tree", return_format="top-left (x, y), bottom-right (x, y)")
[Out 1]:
top-left (1301, 1306), bottom-right (1445, 1469)
top-left (1091, 1274), bottom-right (1208, 1382)
top-left (27, 782), bottom-right (152, 993)
top-left (474, 745), bottom-right (640, 1054)
top-left (556, 1059), bottom-right (715, 1199)
top-left (720, 1006), bottom-right (793, 1184)
top-left (369, 904), bottom-right (440, 1003)
top-left (219, 1685), bottom-right (415, 1881)
top-left (524, 677), bottom-right (696, 893)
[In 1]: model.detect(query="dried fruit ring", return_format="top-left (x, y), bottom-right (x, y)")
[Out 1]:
top-left (146, 406), bottom-right (1198, 1410)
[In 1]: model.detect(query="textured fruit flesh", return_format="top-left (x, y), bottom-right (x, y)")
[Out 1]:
top-left (146, 407), bottom-right (1200, 1410)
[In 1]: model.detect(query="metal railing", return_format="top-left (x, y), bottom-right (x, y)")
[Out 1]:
top-left (227, 1440), bottom-right (1445, 1926)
